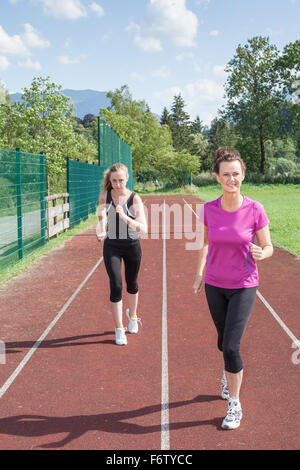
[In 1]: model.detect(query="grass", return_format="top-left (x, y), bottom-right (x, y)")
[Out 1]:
top-left (138, 182), bottom-right (300, 257)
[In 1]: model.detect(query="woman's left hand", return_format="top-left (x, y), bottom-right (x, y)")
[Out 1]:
top-left (249, 242), bottom-right (265, 260)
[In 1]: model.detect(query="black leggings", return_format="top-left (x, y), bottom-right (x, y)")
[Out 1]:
top-left (205, 284), bottom-right (257, 374)
top-left (103, 239), bottom-right (142, 303)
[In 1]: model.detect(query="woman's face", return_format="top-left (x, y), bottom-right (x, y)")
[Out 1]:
top-left (110, 170), bottom-right (128, 191)
top-left (216, 160), bottom-right (245, 194)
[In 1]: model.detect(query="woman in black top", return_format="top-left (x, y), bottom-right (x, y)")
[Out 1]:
top-left (97, 163), bottom-right (147, 345)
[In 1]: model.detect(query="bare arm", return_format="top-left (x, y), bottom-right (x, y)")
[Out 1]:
top-left (193, 225), bottom-right (208, 293)
top-left (96, 191), bottom-right (107, 241)
top-left (250, 224), bottom-right (273, 261)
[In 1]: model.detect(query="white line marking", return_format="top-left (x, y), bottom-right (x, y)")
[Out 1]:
top-left (161, 200), bottom-right (170, 450)
top-left (256, 290), bottom-right (299, 345)
top-left (183, 198), bottom-right (299, 346)
top-left (0, 257), bottom-right (103, 399)
top-left (182, 198), bottom-right (198, 218)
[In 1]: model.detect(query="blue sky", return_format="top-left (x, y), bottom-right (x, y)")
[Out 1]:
top-left (0, 0), bottom-right (299, 125)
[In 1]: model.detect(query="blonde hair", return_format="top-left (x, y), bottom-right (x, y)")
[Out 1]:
top-left (103, 163), bottom-right (129, 191)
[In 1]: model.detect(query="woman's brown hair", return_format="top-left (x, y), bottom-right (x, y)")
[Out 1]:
top-left (213, 147), bottom-right (246, 174)
top-left (103, 163), bottom-right (129, 191)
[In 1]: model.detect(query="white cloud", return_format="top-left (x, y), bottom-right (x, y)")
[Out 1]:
top-left (22, 24), bottom-right (50, 48)
top-left (89, 2), bottom-right (105, 17)
top-left (9, 0), bottom-right (24, 3)
top-left (212, 65), bottom-right (227, 80)
top-left (34, 0), bottom-right (87, 19)
top-left (0, 56), bottom-right (10, 71)
top-left (152, 77), bottom-right (225, 125)
top-left (134, 34), bottom-right (162, 52)
top-left (209, 30), bottom-right (219, 36)
top-left (147, 0), bottom-right (198, 47)
top-left (175, 52), bottom-right (195, 61)
top-left (129, 72), bottom-right (145, 82)
top-left (127, 0), bottom-right (198, 52)
top-left (0, 25), bottom-right (29, 56)
top-left (17, 58), bottom-right (41, 70)
top-left (152, 66), bottom-right (171, 79)
top-left (58, 55), bottom-right (80, 64)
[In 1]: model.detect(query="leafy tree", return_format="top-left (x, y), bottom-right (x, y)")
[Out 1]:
top-left (100, 85), bottom-right (174, 175)
top-left (223, 36), bottom-right (287, 174)
top-left (5, 76), bottom-right (97, 192)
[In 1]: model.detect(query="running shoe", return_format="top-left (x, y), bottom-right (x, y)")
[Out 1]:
top-left (126, 309), bottom-right (142, 334)
top-left (115, 327), bottom-right (127, 345)
top-left (221, 372), bottom-right (230, 400)
top-left (221, 398), bottom-right (242, 430)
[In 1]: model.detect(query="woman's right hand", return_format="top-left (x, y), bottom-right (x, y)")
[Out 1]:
top-left (193, 274), bottom-right (203, 294)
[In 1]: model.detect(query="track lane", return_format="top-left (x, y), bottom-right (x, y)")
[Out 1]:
top-left (0, 194), bottom-right (299, 450)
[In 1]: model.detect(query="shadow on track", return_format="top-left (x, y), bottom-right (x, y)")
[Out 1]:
top-left (0, 395), bottom-right (223, 449)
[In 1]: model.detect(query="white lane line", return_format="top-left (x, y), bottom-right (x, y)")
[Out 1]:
top-left (256, 290), bottom-right (299, 345)
top-left (0, 256), bottom-right (103, 399)
top-left (183, 198), bottom-right (299, 346)
top-left (161, 200), bottom-right (170, 450)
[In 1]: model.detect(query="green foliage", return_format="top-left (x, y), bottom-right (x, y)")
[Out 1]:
top-left (0, 76), bottom-right (97, 193)
top-left (223, 36), bottom-right (287, 173)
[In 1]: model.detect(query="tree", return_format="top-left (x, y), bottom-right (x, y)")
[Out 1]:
top-left (100, 85), bottom-right (174, 175)
top-left (10, 76), bottom-right (97, 192)
top-left (169, 94), bottom-right (191, 152)
top-left (223, 36), bottom-right (287, 174)
top-left (160, 107), bottom-right (171, 126)
top-left (190, 115), bottom-right (203, 134)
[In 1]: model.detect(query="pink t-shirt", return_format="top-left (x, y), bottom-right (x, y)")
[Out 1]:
top-left (203, 195), bottom-right (270, 289)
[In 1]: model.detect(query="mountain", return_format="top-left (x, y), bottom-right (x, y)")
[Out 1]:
top-left (9, 89), bottom-right (111, 120)
top-left (9, 88), bottom-right (161, 122)
top-left (61, 89), bottom-right (111, 118)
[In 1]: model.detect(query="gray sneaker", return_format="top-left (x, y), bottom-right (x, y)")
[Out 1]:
top-left (221, 399), bottom-right (242, 430)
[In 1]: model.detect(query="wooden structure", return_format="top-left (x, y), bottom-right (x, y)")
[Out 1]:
top-left (46, 193), bottom-right (69, 239)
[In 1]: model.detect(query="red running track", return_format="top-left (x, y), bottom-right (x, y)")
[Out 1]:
top-left (0, 195), bottom-right (299, 450)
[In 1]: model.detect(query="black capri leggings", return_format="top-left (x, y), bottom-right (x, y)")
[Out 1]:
top-left (205, 284), bottom-right (257, 374)
top-left (103, 239), bottom-right (142, 303)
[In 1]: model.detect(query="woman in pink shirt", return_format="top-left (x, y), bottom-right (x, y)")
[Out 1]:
top-left (193, 147), bottom-right (273, 430)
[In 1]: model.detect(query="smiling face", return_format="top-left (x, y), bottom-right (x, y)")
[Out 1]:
top-left (110, 169), bottom-right (128, 192)
top-left (216, 160), bottom-right (245, 194)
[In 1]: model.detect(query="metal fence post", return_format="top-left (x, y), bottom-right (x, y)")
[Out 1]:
top-left (16, 148), bottom-right (23, 260)
top-left (40, 152), bottom-right (47, 245)
top-left (97, 116), bottom-right (101, 166)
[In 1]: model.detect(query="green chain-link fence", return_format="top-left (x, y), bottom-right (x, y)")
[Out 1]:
top-left (0, 148), bottom-right (47, 270)
top-left (97, 118), bottom-right (134, 189)
top-left (0, 119), bottom-right (133, 270)
top-left (67, 158), bottom-right (104, 229)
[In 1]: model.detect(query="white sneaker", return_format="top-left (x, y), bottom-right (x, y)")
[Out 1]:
top-left (221, 371), bottom-right (230, 400)
top-left (126, 309), bottom-right (142, 334)
top-left (115, 327), bottom-right (127, 345)
top-left (221, 398), bottom-right (242, 430)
